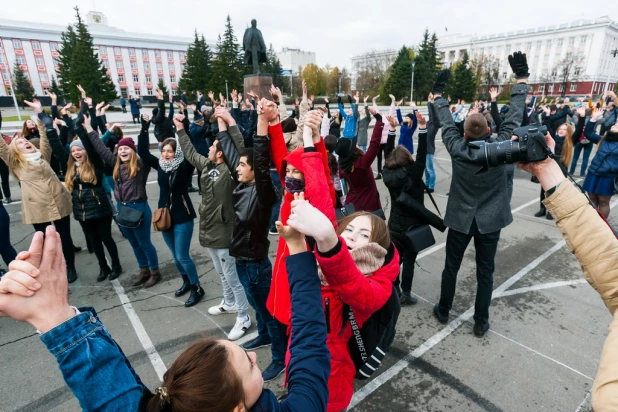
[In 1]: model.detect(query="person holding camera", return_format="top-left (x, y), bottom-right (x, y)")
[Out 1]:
top-left (431, 52), bottom-right (530, 337)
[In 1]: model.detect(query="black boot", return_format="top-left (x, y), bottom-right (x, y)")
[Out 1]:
top-left (185, 284), bottom-right (205, 307)
top-left (97, 264), bottom-right (112, 282)
top-left (534, 207), bottom-right (546, 217)
top-left (175, 275), bottom-right (191, 297)
top-left (67, 265), bottom-right (78, 283)
top-left (109, 264), bottom-right (123, 281)
top-left (546, 212), bottom-right (554, 220)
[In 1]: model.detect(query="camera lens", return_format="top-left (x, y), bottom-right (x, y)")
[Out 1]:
top-left (481, 140), bottom-right (524, 169)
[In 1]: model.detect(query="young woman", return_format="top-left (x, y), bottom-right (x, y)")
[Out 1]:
top-left (21, 118), bottom-right (40, 140)
top-left (374, 95), bottom-right (396, 179)
top-left (356, 96), bottom-right (371, 152)
top-left (396, 104), bottom-right (419, 154)
top-left (0, 101), bottom-right (78, 282)
top-left (87, 114), bottom-right (161, 287)
top-left (128, 95), bottom-right (141, 124)
top-left (0, 224), bottom-right (330, 412)
top-left (137, 121), bottom-right (203, 307)
top-left (324, 97), bottom-right (342, 138)
top-left (383, 112), bottom-right (446, 305)
top-left (324, 134), bottom-right (344, 207)
top-left (569, 108), bottom-right (594, 176)
top-left (47, 115), bottom-right (122, 282)
top-left (581, 108), bottom-right (618, 218)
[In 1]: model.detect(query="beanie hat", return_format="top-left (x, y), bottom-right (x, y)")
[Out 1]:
top-left (335, 136), bottom-right (358, 173)
top-left (405, 113), bottom-right (414, 121)
top-left (193, 111), bottom-right (204, 123)
top-left (117, 137), bottom-right (136, 152)
top-left (69, 139), bottom-right (84, 150)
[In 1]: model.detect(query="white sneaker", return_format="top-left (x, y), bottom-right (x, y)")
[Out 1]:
top-left (228, 316), bottom-right (251, 341)
top-left (208, 300), bottom-right (238, 316)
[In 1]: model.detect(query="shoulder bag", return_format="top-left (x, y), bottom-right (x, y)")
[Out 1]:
top-left (405, 184), bottom-right (442, 253)
top-left (152, 174), bottom-right (173, 232)
top-left (113, 174), bottom-right (144, 229)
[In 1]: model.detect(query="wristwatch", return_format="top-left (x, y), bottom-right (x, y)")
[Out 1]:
top-left (545, 183), bottom-right (560, 197)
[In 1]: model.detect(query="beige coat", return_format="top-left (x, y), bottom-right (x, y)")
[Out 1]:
top-left (543, 180), bottom-right (618, 412)
top-left (0, 121), bottom-right (72, 224)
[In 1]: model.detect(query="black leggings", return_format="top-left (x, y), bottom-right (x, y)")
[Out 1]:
top-left (33, 215), bottom-right (75, 266)
top-left (0, 203), bottom-right (17, 266)
top-left (132, 114), bottom-right (140, 124)
top-left (390, 230), bottom-right (419, 293)
top-left (377, 144), bottom-right (387, 174)
top-left (0, 159), bottom-right (10, 199)
top-left (79, 216), bottom-right (120, 268)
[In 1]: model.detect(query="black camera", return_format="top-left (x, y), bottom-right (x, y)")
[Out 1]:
top-left (470, 125), bottom-right (551, 173)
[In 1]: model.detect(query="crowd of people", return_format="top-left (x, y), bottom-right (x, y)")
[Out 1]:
top-left (0, 50), bottom-right (617, 411)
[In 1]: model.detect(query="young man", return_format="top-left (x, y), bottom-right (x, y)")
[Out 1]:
top-left (431, 52), bottom-right (530, 337)
top-left (216, 101), bottom-right (287, 382)
top-left (175, 113), bottom-right (251, 342)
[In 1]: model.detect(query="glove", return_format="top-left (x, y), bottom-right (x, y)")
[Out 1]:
top-left (140, 115), bottom-right (151, 132)
top-left (38, 112), bottom-right (54, 129)
top-left (337, 96), bottom-right (342, 105)
top-left (432, 70), bottom-right (450, 94)
top-left (373, 112), bottom-right (382, 122)
top-left (348, 95), bottom-right (353, 104)
top-left (508, 52), bottom-right (529, 79)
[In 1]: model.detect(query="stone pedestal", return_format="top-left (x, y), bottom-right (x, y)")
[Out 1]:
top-left (244, 74), bottom-right (273, 100)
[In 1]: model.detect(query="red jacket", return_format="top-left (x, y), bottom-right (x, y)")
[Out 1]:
top-left (267, 124), bottom-right (337, 325)
top-left (317, 238), bottom-right (400, 411)
top-left (340, 120), bottom-right (384, 212)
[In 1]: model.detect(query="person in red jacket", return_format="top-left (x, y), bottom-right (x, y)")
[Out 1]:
top-left (337, 108), bottom-right (384, 214)
top-left (284, 191), bottom-right (400, 411)
top-left (266, 111), bottom-right (337, 326)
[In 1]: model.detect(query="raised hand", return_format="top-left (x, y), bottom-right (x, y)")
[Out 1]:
top-left (428, 93), bottom-right (434, 103)
top-left (302, 80), bottom-right (307, 98)
top-left (324, 97), bottom-right (329, 104)
top-left (389, 94), bottom-right (395, 102)
top-left (257, 98), bottom-right (279, 123)
top-left (363, 96), bottom-right (369, 104)
top-left (489, 87), bottom-right (499, 101)
top-left (169, 92), bottom-right (173, 103)
top-left (385, 115), bottom-right (398, 129)
top-left (84, 97), bottom-right (93, 107)
top-left (44, 90), bottom-right (57, 105)
top-left (287, 197), bottom-right (336, 244)
top-left (173, 114), bottom-right (185, 130)
top-left (275, 192), bottom-right (306, 252)
top-left (207, 91), bottom-right (214, 100)
top-left (591, 108), bottom-right (604, 121)
top-left (373, 95), bottom-right (380, 104)
top-left (53, 118), bottom-right (66, 127)
top-left (354, 94), bottom-right (360, 103)
top-left (237, 93), bottom-right (243, 103)
top-left (416, 111), bottom-right (427, 128)
top-left (24, 99), bottom-right (42, 113)
top-left (230, 89), bottom-right (238, 102)
top-left (397, 99), bottom-right (404, 107)
top-left (247, 90), bottom-right (258, 100)
top-left (77, 84), bottom-right (86, 99)
top-left (432, 70), bottom-right (450, 95)
top-left (576, 106), bottom-right (586, 118)
top-left (245, 98), bottom-right (254, 110)
top-left (508, 51), bottom-right (530, 79)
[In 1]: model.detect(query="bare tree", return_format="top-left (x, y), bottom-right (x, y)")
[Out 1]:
top-left (482, 56), bottom-right (500, 88)
top-left (557, 52), bottom-right (585, 96)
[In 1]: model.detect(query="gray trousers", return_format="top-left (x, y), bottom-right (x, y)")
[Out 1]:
top-left (506, 164), bottom-right (514, 204)
top-left (207, 247), bottom-right (249, 318)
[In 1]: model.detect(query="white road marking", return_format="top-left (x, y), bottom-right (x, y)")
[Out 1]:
top-left (575, 392), bottom-right (591, 412)
top-left (495, 279), bottom-right (587, 298)
top-left (111, 279), bottom-right (168, 381)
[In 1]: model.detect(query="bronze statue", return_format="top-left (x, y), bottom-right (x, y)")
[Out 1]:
top-left (243, 19), bottom-right (267, 74)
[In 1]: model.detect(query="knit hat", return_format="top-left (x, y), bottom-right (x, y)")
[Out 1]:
top-left (405, 113), bottom-right (414, 121)
top-left (69, 139), bottom-right (84, 150)
top-left (117, 137), bottom-right (136, 152)
top-left (335, 136), bottom-right (358, 173)
top-left (193, 111), bottom-right (204, 123)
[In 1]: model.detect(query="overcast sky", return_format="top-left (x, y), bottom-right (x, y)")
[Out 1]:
top-left (4, 0), bottom-right (618, 68)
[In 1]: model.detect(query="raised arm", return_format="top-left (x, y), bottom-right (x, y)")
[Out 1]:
top-left (411, 112), bottom-right (427, 180)
top-left (84, 115), bottom-right (117, 167)
top-left (174, 115), bottom-right (209, 171)
top-left (47, 120), bottom-right (70, 167)
top-left (137, 116), bottom-right (159, 170)
top-left (253, 99), bottom-right (278, 206)
top-left (358, 110), bottom-right (384, 168)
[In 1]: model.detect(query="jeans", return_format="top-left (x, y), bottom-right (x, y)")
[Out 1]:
top-left (162, 220), bottom-right (199, 285)
top-left (79, 216), bottom-right (120, 268)
top-left (390, 231), bottom-right (419, 293)
top-left (116, 201), bottom-right (158, 270)
top-left (425, 153), bottom-right (436, 189)
top-left (0, 203), bottom-right (17, 266)
top-left (33, 215), bottom-right (75, 266)
top-left (569, 142), bottom-right (593, 175)
top-left (269, 170), bottom-right (282, 232)
top-left (236, 257), bottom-right (287, 362)
top-left (438, 219), bottom-right (501, 327)
top-left (0, 159), bottom-right (10, 199)
top-left (207, 247), bottom-right (249, 318)
top-left (359, 145), bottom-right (367, 152)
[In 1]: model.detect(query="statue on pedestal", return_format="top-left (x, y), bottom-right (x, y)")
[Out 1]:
top-left (243, 19), bottom-right (267, 75)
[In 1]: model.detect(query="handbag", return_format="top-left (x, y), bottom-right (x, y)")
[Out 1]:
top-left (113, 177), bottom-right (144, 228)
top-left (336, 203), bottom-right (356, 221)
top-left (404, 184), bottom-right (442, 253)
top-left (152, 175), bottom-right (173, 231)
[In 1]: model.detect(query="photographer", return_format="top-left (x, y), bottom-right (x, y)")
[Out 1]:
top-left (516, 135), bottom-right (618, 412)
top-left (431, 52), bottom-right (530, 337)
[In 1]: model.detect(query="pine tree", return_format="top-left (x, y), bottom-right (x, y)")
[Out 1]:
top-left (49, 75), bottom-right (65, 104)
top-left (448, 51), bottom-right (476, 102)
top-left (179, 31), bottom-right (212, 100)
top-left (209, 15), bottom-right (244, 95)
top-left (57, 7), bottom-right (117, 103)
top-left (263, 44), bottom-right (288, 91)
top-left (157, 78), bottom-right (169, 96)
top-left (13, 61), bottom-right (35, 109)
top-left (382, 46), bottom-right (414, 102)
top-left (413, 29), bottom-right (441, 103)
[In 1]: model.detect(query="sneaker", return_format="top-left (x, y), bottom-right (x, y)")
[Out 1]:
top-left (400, 291), bottom-right (418, 305)
top-left (208, 300), bottom-right (238, 315)
top-left (228, 316), bottom-right (251, 341)
top-left (242, 335), bottom-right (272, 351)
top-left (375, 174), bottom-right (382, 180)
top-left (426, 188), bottom-right (435, 193)
top-left (269, 228), bottom-right (278, 235)
top-left (433, 303), bottom-right (448, 324)
top-left (3, 198), bottom-right (11, 204)
top-left (473, 322), bottom-right (490, 338)
top-left (262, 360), bottom-right (285, 382)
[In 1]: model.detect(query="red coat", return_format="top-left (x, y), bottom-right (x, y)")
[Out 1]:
top-left (266, 124), bottom-right (337, 325)
top-left (340, 120), bottom-right (384, 212)
top-left (317, 238), bottom-right (400, 412)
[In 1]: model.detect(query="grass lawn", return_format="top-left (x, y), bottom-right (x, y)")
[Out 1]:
top-left (1, 115), bottom-right (29, 122)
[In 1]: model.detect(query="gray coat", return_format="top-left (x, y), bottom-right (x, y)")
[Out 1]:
top-left (434, 82), bottom-right (529, 234)
top-left (356, 106), bottom-right (371, 146)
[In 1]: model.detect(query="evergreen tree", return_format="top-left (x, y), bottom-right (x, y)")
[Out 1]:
top-left (209, 15), bottom-right (244, 95)
top-left (413, 29), bottom-right (441, 103)
top-left (179, 31), bottom-right (212, 100)
top-left (157, 78), bottom-right (169, 96)
top-left (57, 7), bottom-right (117, 103)
top-left (448, 52), bottom-right (476, 102)
top-left (382, 46), bottom-right (414, 102)
top-left (263, 44), bottom-right (288, 91)
top-left (13, 61), bottom-right (35, 109)
top-left (49, 75), bottom-right (64, 104)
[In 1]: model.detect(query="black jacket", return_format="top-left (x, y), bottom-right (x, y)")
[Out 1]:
top-left (151, 99), bottom-right (175, 142)
top-left (137, 133), bottom-right (196, 226)
top-left (229, 134), bottom-right (278, 260)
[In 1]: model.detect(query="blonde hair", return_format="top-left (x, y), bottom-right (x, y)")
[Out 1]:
top-left (65, 151), bottom-right (98, 191)
top-left (113, 150), bottom-right (140, 181)
top-left (7, 137), bottom-right (36, 178)
top-left (557, 123), bottom-right (574, 168)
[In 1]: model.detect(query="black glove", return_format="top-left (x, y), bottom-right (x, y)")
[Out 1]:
top-left (337, 96), bottom-right (342, 105)
top-left (373, 112), bottom-right (382, 122)
top-left (508, 52), bottom-right (529, 79)
top-left (432, 70), bottom-right (450, 94)
top-left (140, 115), bottom-right (151, 132)
top-left (74, 113), bottom-right (85, 129)
top-left (38, 111), bottom-right (54, 129)
top-left (348, 95), bottom-right (353, 105)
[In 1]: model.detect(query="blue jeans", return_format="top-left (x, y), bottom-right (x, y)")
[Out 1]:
top-left (161, 220), bottom-right (199, 285)
top-left (269, 170), bottom-right (282, 232)
top-left (569, 142), bottom-right (593, 175)
top-left (359, 145), bottom-right (367, 152)
top-left (117, 201), bottom-right (159, 270)
top-left (236, 257), bottom-right (287, 362)
top-left (0, 202), bottom-right (17, 266)
top-left (425, 153), bottom-right (436, 189)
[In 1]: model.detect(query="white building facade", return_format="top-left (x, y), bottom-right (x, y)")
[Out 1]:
top-left (349, 49), bottom-right (398, 90)
top-left (276, 47), bottom-right (316, 74)
top-left (438, 16), bottom-right (618, 96)
top-left (0, 11), bottom-right (215, 99)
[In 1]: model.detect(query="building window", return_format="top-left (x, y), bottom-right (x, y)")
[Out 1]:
top-left (551, 69), bottom-right (557, 77)
top-left (180, 64), bottom-right (185, 72)
top-left (170, 75), bottom-right (176, 82)
top-left (559, 84), bottom-right (565, 92)
top-left (536, 42), bottom-right (541, 50)
top-left (128, 48), bottom-right (135, 56)
top-left (0, 55), bottom-right (5, 64)
top-left (16, 55), bottom-right (26, 64)
top-left (31, 41), bottom-right (41, 51)
top-left (503, 72), bottom-right (507, 79)
top-left (147, 88), bottom-right (153, 95)
top-left (53, 58), bottom-right (60, 66)
top-left (569, 37), bottom-right (575, 46)
top-left (167, 50), bottom-right (173, 59)
top-left (546, 40), bottom-right (552, 47)
top-left (13, 39), bottom-right (22, 49)
top-left (130, 61), bottom-right (137, 69)
top-left (570, 83), bottom-right (577, 92)
top-left (526, 42), bottom-right (532, 50)
top-left (548, 84), bottom-right (554, 92)
top-left (35, 56), bottom-right (44, 66)
top-left (144, 62), bottom-right (150, 70)
top-left (168, 63), bottom-right (174, 71)
top-left (40, 72), bottom-right (48, 82)
top-left (99, 45), bottom-right (106, 54)
top-left (134, 89), bottom-right (141, 96)
top-left (118, 74), bottom-right (125, 82)
top-left (102, 60), bottom-right (109, 68)
top-left (574, 68), bottom-right (581, 76)
top-left (146, 75), bottom-right (151, 82)
top-left (114, 47), bottom-right (121, 55)
top-left (116, 61), bottom-right (123, 69)
top-left (141, 49), bottom-right (148, 57)
top-left (155, 50), bottom-right (160, 57)
top-left (2, 71), bottom-right (10, 81)
top-left (580, 36), bottom-right (587, 44)
top-left (557, 39), bottom-right (563, 47)
top-left (538, 85), bottom-right (545, 92)
top-left (156, 63), bottom-right (163, 70)
top-left (506, 45), bottom-right (511, 52)
top-left (133, 75), bottom-right (139, 82)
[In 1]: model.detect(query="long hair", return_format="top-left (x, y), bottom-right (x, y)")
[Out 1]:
top-left (145, 338), bottom-right (245, 412)
top-left (21, 120), bottom-right (37, 138)
top-left (7, 137), bottom-right (34, 178)
top-left (557, 123), bottom-right (574, 168)
top-left (336, 211), bottom-right (391, 250)
top-left (324, 135), bottom-right (339, 177)
top-left (65, 151), bottom-right (97, 191)
top-left (384, 145), bottom-right (414, 170)
top-left (113, 150), bottom-right (140, 181)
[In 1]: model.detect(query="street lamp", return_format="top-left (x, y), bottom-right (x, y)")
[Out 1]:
top-left (603, 49), bottom-right (618, 95)
top-left (410, 61), bottom-right (416, 104)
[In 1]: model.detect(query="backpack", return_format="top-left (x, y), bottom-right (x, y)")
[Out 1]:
top-left (345, 284), bottom-right (401, 380)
